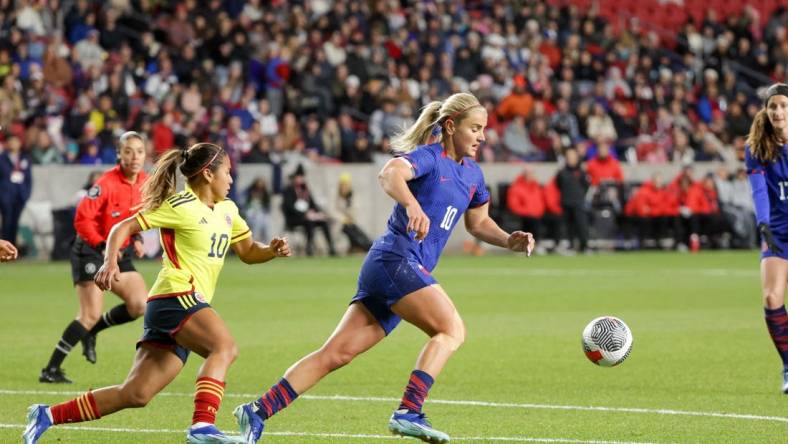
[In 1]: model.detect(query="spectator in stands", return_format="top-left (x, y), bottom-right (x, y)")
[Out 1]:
top-left (281, 165), bottom-right (337, 256)
top-left (624, 173), bottom-right (683, 250)
top-left (550, 98), bottom-right (580, 147)
top-left (496, 74), bottom-right (534, 121)
top-left (334, 173), bottom-right (372, 254)
top-left (243, 177), bottom-right (272, 244)
top-left (0, 135), bottom-right (33, 248)
top-left (502, 115), bottom-right (539, 161)
top-left (585, 141), bottom-right (623, 186)
top-left (29, 131), bottom-right (63, 165)
top-left (586, 102), bottom-right (618, 142)
top-left (506, 166), bottom-right (546, 251)
top-left (678, 173), bottom-right (723, 250)
top-left (716, 167), bottom-right (757, 249)
top-left (555, 148), bottom-right (590, 252)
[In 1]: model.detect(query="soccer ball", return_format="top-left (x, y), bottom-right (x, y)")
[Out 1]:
top-left (581, 316), bottom-right (633, 367)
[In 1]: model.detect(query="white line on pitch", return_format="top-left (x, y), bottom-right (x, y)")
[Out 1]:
top-left (0, 423), bottom-right (664, 443)
top-left (1, 388), bottom-right (785, 424)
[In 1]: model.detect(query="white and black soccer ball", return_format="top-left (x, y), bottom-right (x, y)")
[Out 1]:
top-left (582, 316), bottom-right (633, 367)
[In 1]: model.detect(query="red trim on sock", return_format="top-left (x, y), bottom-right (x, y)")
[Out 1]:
top-left (85, 391), bottom-right (101, 420)
top-left (192, 377), bottom-right (225, 425)
top-left (51, 392), bottom-right (100, 424)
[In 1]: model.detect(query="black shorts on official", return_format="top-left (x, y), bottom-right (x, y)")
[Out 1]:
top-left (137, 294), bottom-right (210, 363)
top-left (70, 236), bottom-right (135, 284)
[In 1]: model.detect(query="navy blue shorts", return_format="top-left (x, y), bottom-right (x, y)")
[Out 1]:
top-left (351, 250), bottom-right (437, 335)
top-left (761, 234), bottom-right (788, 261)
top-left (137, 294), bottom-right (210, 363)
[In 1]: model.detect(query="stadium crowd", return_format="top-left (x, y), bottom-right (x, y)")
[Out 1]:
top-left (0, 0), bottom-right (785, 168)
top-left (0, 0), bottom-right (787, 256)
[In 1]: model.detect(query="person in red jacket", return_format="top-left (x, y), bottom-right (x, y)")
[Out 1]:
top-left (542, 177), bottom-right (566, 251)
top-left (586, 142), bottom-right (623, 186)
top-left (624, 173), bottom-right (683, 249)
top-left (678, 174), bottom-right (723, 249)
top-left (39, 132), bottom-right (149, 384)
top-left (506, 166), bottom-right (545, 243)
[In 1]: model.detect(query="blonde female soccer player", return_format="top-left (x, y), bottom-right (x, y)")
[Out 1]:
top-left (234, 92), bottom-right (535, 443)
top-left (23, 143), bottom-right (291, 444)
top-left (745, 83), bottom-right (788, 393)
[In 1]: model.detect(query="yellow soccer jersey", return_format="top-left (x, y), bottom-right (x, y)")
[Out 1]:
top-left (135, 187), bottom-right (251, 303)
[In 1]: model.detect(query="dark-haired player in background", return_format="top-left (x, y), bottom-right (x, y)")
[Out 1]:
top-left (234, 92), bottom-right (534, 444)
top-left (745, 83), bottom-right (788, 394)
top-left (39, 131), bottom-right (149, 383)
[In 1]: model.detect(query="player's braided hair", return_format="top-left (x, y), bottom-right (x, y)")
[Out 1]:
top-left (747, 83), bottom-right (788, 163)
top-left (140, 143), bottom-right (225, 211)
top-left (390, 92), bottom-right (482, 154)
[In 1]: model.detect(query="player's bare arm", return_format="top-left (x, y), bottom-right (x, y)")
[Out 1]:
top-left (378, 158), bottom-right (430, 240)
top-left (464, 202), bottom-right (534, 255)
top-left (231, 236), bottom-right (291, 264)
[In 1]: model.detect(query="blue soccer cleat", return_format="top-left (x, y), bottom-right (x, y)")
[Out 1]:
top-left (22, 404), bottom-right (52, 444)
top-left (233, 403), bottom-right (264, 444)
top-left (782, 369), bottom-right (788, 394)
top-left (186, 424), bottom-right (246, 443)
top-left (388, 409), bottom-right (450, 443)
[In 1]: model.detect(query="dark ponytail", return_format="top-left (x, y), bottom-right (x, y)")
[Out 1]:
top-left (140, 143), bottom-right (225, 211)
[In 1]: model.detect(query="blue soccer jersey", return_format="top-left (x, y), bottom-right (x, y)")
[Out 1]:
top-left (745, 144), bottom-right (788, 237)
top-left (371, 143), bottom-right (490, 271)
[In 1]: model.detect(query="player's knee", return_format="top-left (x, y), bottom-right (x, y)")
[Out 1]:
top-left (78, 313), bottom-right (100, 329)
top-left (214, 338), bottom-right (239, 364)
top-left (434, 319), bottom-right (465, 351)
top-left (321, 347), bottom-right (356, 371)
top-left (123, 387), bottom-right (153, 408)
top-left (763, 289), bottom-right (784, 308)
top-left (127, 301), bottom-right (145, 319)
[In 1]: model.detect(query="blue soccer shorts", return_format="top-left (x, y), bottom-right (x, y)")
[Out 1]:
top-left (351, 250), bottom-right (437, 335)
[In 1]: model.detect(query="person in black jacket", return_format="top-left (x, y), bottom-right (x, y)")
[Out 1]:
top-left (281, 165), bottom-right (337, 256)
top-left (0, 135), bottom-right (32, 248)
top-left (555, 148), bottom-right (590, 252)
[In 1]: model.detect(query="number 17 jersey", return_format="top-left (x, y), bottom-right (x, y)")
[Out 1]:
top-left (745, 145), bottom-right (788, 236)
top-left (135, 187), bottom-right (251, 303)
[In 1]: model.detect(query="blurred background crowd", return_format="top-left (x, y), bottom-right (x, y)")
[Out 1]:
top-left (0, 0), bottom-right (785, 166)
top-left (0, 0), bottom-right (786, 257)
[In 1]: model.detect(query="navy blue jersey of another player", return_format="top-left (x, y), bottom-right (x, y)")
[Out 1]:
top-left (745, 143), bottom-right (788, 236)
top-left (371, 143), bottom-right (490, 271)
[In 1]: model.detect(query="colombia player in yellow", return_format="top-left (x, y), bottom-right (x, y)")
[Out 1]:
top-left (23, 143), bottom-right (291, 444)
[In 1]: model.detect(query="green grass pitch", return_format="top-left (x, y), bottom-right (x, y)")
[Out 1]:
top-left (1, 252), bottom-right (786, 443)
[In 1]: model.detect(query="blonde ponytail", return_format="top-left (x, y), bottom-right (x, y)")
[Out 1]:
top-left (747, 109), bottom-right (783, 163)
top-left (390, 101), bottom-right (443, 154)
top-left (389, 92), bottom-right (483, 154)
top-left (140, 149), bottom-right (183, 212)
